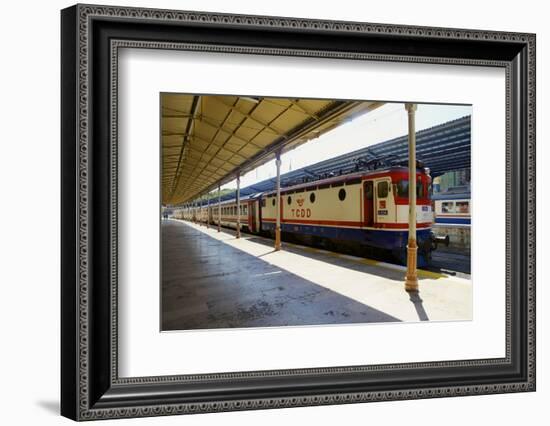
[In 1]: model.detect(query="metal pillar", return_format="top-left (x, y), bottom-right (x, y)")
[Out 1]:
top-left (236, 173), bottom-right (241, 238)
top-left (404, 103), bottom-right (419, 292)
top-left (217, 184), bottom-right (221, 232)
top-left (206, 196), bottom-right (210, 229)
top-left (275, 151), bottom-right (282, 251)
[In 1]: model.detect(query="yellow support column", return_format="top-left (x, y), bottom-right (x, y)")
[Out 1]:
top-left (217, 184), bottom-right (221, 232)
top-left (275, 151), bottom-right (282, 251)
top-left (206, 196), bottom-right (210, 229)
top-left (404, 103), bottom-right (419, 292)
top-left (236, 173), bottom-right (241, 239)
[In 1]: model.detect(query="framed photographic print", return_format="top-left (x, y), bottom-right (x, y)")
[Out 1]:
top-left (61, 3), bottom-right (536, 421)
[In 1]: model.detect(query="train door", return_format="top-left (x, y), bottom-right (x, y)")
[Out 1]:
top-left (248, 201), bottom-right (256, 233)
top-left (374, 178), bottom-right (395, 224)
top-left (363, 180), bottom-right (374, 227)
top-left (255, 199), bottom-right (261, 233)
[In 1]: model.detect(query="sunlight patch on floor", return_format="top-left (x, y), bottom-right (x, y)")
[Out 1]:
top-left (176, 220), bottom-right (472, 323)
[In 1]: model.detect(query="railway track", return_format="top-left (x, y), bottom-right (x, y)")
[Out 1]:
top-left (428, 247), bottom-right (470, 278)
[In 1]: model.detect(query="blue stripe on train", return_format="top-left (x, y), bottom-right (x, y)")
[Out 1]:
top-left (261, 222), bottom-right (432, 266)
top-left (435, 217), bottom-right (471, 225)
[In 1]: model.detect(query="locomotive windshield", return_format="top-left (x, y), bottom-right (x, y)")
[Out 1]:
top-left (395, 179), bottom-right (426, 199)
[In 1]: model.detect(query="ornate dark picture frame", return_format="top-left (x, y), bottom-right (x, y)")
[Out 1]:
top-left (61, 3), bottom-right (536, 421)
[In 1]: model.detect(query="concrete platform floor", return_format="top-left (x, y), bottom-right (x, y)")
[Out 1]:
top-left (161, 219), bottom-right (472, 331)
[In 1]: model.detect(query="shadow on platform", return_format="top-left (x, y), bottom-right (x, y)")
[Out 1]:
top-left (161, 220), bottom-right (403, 331)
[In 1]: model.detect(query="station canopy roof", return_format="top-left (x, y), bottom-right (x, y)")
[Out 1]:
top-left (162, 94), bottom-right (383, 205)
top-left (209, 115), bottom-right (472, 206)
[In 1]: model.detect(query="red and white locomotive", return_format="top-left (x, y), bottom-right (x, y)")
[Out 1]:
top-left (178, 166), bottom-right (442, 266)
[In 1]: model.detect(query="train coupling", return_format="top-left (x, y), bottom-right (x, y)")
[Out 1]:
top-left (430, 232), bottom-right (449, 250)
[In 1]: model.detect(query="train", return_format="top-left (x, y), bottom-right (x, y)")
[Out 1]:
top-left (174, 166), bottom-right (448, 266)
top-left (431, 186), bottom-right (471, 249)
top-left (432, 186), bottom-right (471, 227)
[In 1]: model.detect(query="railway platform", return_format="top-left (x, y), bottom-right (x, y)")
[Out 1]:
top-left (162, 219), bottom-right (472, 331)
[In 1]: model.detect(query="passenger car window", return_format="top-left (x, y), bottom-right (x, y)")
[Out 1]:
top-left (456, 201), bottom-right (469, 213)
top-left (442, 201), bottom-right (455, 213)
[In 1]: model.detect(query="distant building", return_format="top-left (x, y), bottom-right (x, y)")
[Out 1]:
top-left (433, 169), bottom-right (470, 193)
